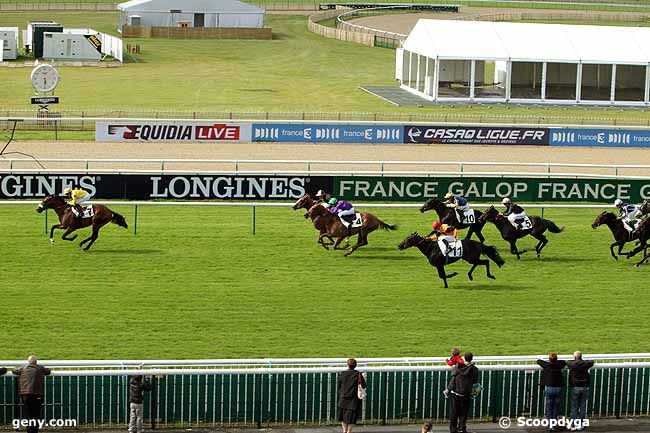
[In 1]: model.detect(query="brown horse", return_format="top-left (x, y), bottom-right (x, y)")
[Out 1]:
top-left (591, 211), bottom-right (638, 260)
top-left (292, 194), bottom-right (337, 249)
top-left (307, 203), bottom-right (397, 256)
top-left (36, 195), bottom-right (128, 251)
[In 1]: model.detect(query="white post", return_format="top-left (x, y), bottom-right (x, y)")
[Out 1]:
top-left (611, 64), bottom-right (617, 102)
top-left (433, 58), bottom-right (440, 100)
top-left (506, 60), bottom-right (512, 101)
top-left (645, 64), bottom-right (649, 104)
top-left (407, 51), bottom-right (412, 88)
top-left (576, 63), bottom-right (582, 103)
top-left (416, 54), bottom-right (421, 93)
top-left (424, 56), bottom-right (430, 95)
top-left (470, 60), bottom-right (476, 100)
top-left (540, 62), bottom-right (547, 100)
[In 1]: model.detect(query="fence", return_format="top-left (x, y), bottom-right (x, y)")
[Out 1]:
top-left (121, 25), bottom-right (273, 39)
top-left (3, 158), bottom-right (650, 177)
top-left (5, 112), bottom-right (650, 129)
top-left (308, 8), bottom-right (375, 47)
top-left (0, 359), bottom-right (649, 428)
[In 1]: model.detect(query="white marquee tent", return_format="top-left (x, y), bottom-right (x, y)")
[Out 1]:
top-left (397, 19), bottom-right (650, 105)
top-left (118, 0), bottom-right (264, 30)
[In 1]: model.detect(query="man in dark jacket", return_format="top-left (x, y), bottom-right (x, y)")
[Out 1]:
top-left (567, 351), bottom-right (594, 428)
top-left (448, 352), bottom-right (479, 433)
top-left (537, 353), bottom-right (567, 431)
top-left (128, 376), bottom-right (152, 433)
top-left (12, 355), bottom-right (51, 433)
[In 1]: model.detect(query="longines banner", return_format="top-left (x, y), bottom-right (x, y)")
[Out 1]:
top-left (95, 121), bottom-right (252, 142)
top-left (3, 174), bottom-right (649, 202)
top-left (0, 174), bottom-right (333, 200)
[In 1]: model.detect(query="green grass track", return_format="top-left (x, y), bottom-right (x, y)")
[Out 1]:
top-left (0, 204), bottom-right (647, 359)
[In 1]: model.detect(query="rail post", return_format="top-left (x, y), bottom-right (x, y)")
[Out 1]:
top-left (134, 204), bottom-right (138, 236)
top-left (252, 206), bottom-right (256, 235)
top-left (44, 209), bottom-right (48, 235)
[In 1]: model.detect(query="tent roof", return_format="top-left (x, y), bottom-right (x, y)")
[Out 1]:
top-left (117, 0), bottom-right (263, 14)
top-left (403, 19), bottom-right (650, 64)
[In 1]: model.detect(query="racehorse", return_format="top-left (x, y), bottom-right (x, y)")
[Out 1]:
top-left (479, 205), bottom-right (564, 259)
top-left (591, 211), bottom-right (639, 260)
top-left (36, 195), bottom-right (128, 251)
top-left (307, 203), bottom-right (397, 256)
top-left (398, 232), bottom-right (504, 288)
top-left (292, 194), bottom-right (336, 249)
top-left (419, 198), bottom-right (486, 243)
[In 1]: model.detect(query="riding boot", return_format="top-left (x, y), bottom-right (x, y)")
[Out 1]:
top-left (75, 205), bottom-right (84, 224)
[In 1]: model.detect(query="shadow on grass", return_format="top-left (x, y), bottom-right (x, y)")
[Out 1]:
top-left (272, 32), bottom-right (289, 40)
top-left (350, 255), bottom-right (419, 261)
top-left (449, 283), bottom-right (526, 291)
top-left (90, 249), bottom-right (163, 255)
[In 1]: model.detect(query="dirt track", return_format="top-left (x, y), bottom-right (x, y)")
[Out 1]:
top-left (3, 141), bottom-right (650, 176)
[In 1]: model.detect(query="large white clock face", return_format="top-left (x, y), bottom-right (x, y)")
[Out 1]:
top-left (31, 64), bottom-right (60, 93)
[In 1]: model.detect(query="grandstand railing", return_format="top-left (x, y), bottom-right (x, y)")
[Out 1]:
top-left (0, 358), bottom-right (649, 428)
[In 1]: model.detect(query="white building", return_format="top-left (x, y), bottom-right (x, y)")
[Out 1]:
top-left (118, 0), bottom-right (265, 30)
top-left (397, 19), bottom-right (650, 106)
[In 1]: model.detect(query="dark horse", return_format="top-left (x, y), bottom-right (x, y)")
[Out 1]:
top-left (307, 203), bottom-right (397, 256)
top-left (292, 194), bottom-right (336, 249)
top-left (630, 217), bottom-right (650, 267)
top-left (36, 195), bottom-right (128, 251)
top-left (479, 205), bottom-right (564, 259)
top-left (398, 232), bottom-right (505, 288)
top-left (420, 198), bottom-right (486, 243)
top-left (591, 211), bottom-right (639, 260)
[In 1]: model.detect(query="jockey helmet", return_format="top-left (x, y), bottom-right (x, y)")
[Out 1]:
top-left (316, 190), bottom-right (326, 197)
top-left (328, 198), bottom-right (338, 206)
top-left (501, 197), bottom-right (511, 205)
top-left (63, 187), bottom-right (72, 195)
top-left (444, 192), bottom-right (454, 200)
top-left (614, 198), bottom-right (623, 207)
top-left (431, 220), bottom-right (442, 231)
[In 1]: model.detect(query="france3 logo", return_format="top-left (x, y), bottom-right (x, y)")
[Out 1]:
top-left (551, 129), bottom-right (633, 146)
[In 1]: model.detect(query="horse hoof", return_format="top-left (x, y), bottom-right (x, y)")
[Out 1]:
top-left (488, 275), bottom-right (496, 280)
top-left (467, 275), bottom-right (473, 281)
top-left (49, 238), bottom-right (54, 244)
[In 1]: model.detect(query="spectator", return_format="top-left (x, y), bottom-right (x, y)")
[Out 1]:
top-left (337, 358), bottom-right (366, 433)
top-left (537, 353), bottom-right (567, 431)
top-left (128, 375), bottom-right (152, 433)
top-left (448, 351), bottom-right (478, 433)
top-left (567, 351), bottom-right (594, 431)
top-left (421, 421), bottom-right (433, 433)
top-left (12, 355), bottom-right (51, 433)
top-left (443, 348), bottom-right (465, 399)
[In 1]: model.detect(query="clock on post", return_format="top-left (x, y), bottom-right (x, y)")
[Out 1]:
top-left (30, 64), bottom-right (61, 110)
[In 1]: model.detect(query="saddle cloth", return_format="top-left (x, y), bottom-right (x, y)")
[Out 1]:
top-left (340, 213), bottom-right (363, 229)
top-left (72, 205), bottom-right (94, 218)
top-left (622, 219), bottom-right (636, 233)
top-left (456, 208), bottom-right (476, 224)
top-left (438, 239), bottom-right (463, 258)
top-left (513, 216), bottom-right (533, 230)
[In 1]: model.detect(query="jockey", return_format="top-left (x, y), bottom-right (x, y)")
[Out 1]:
top-left (428, 220), bottom-right (458, 241)
top-left (444, 192), bottom-right (469, 212)
top-left (615, 198), bottom-right (641, 229)
top-left (327, 197), bottom-right (356, 225)
top-left (315, 190), bottom-right (332, 207)
top-left (63, 187), bottom-right (93, 220)
top-left (502, 197), bottom-right (527, 229)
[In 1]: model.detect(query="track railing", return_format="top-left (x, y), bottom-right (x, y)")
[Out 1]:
top-left (0, 360), bottom-right (649, 428)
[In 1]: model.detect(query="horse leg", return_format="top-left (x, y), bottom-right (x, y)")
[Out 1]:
top-left (481, 258), bottom-right (496, 279)
top-left (333, 236), bottom-right (347, 250)
top-left (510, 240), bottom-right (522, 260)
top-left (436, 266), bottom-right (448, 288)
top-left (636, 252), bottom-right (650, 267)
top-left (344, 231), bottom-right (368, 257)
top-left (61, 227), bottom-right (78, 241)
top-left (534, 235), bottom-right (548, 257)
top-left (49, 224), bottom-right (63, 243)
top-left (475, 227), bottom-right (486, 244)
top-left (82, 225), bottom-right (102, 251)
top-left (467, 263), bottom-right (477, 281)
top-left (609, 242), bottom-right (619, 260)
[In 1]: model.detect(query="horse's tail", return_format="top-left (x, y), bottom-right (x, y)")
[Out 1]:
top-left (481, 244), bottom-right (505, 268)
top-left (378, 219), bottom-right (398, 232)
top-left (111, 212), bottom-right (129, 229)
top-left (544, 219), bottom-right (565, 233)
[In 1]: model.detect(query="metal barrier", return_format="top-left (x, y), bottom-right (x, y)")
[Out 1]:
top-left (0, 362), bottom-right (649, 428)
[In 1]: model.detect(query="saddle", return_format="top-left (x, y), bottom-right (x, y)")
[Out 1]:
top-left (512, 216), bottom-right (533, 230)
top-left (456, 208), bottom-right (475, 225)
top-left (437, 238), bottom-right (463, 258)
